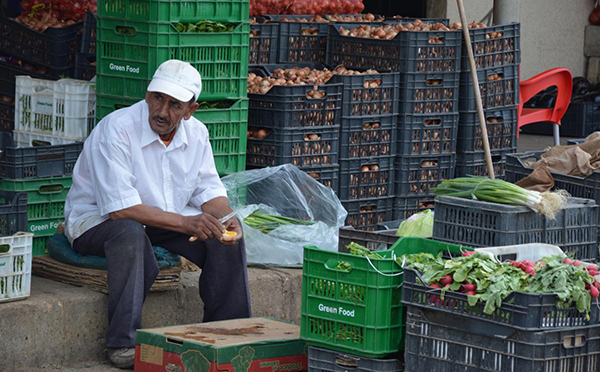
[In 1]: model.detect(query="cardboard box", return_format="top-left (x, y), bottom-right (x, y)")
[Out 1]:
top-left (134, 317), bottom-right (308, 372)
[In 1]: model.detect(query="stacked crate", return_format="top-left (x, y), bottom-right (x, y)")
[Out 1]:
top-left (333, 70), bottom-right (400, 231)
top-left (246, 64), bottom-right (342, 191)
top-left (456, 24), bottom-right (521, 179)
top-left (1, 76), bottom-right (91, 256)
top-left (328, 21), bottom-right (461, 221)
top-left (95, 0), bottom-right (250, 176)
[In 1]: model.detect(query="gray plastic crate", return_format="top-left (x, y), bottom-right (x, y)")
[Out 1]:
top-left (339, 157), bottom-right (394, 200)
top-left (343, 197), bottom-right (394, 231)
top-left (250, 17), bottom-right (279, 65)
top-left (459, 64), bottom-right (520, 112)
top-left (433, 195), bottom-right (599, 261)
top-left (405, 306), bottom-right (600, 372)
top-left (394, 154), bottom-right (456, 197)
top-left (338, 226), bottom-right (399, 253)
top-left (396, 113), bottom-right (458, 156)
top-left (308, 346), bottom-right (403, 372)
top-left (340, 116), bottom-right (396, 159)
top-left (457, 106), bottom-right (518, 153)
top-left (393, 195), bottom-right (435, 221)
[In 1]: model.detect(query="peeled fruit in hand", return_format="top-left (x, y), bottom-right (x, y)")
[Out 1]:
top-left (222, 231), bottom-right (238, 241)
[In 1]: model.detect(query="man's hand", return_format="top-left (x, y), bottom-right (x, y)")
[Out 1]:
top-left (184, 214), bottom-right (225, 242)
top-left (220, 217), bottom-right (243, 246)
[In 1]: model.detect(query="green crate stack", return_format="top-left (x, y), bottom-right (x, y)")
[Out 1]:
top-left (0, 177), bottom-right (72, 256)
top-left (96, 0), bottom-right (249, 176)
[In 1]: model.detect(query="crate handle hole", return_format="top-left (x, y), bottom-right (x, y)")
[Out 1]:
top-left (364, 79), bottom-right (382, 88)
top-left (115, 26), bottom-right (136, 36)
top-left (426, 79), bottom-right (442, 86)
top-left (335, 357), bottom-right (359, 368)
top-left (0, 244), bottom-right (11, 255)
top-left (562, 335), bottom-right (586, 348)
top-left (360, 164), bottom-right (379, 172)
top-left (325, 259), bottom-right (353, 273)
top-left (301, 27), bottom-right (318, 35)
top-left (359, 205), bottom-right (377, 213)
top-left (303, 134), bottom-right (321, 141)
top-left (487, 31), bottom-right (503, 39)
top-left (362, 122), bottom-right (381, 130)
top-left (251, 30), bottom-right (261, 37)
top-left (166, 337), bottom-right (184, 346)
top-left (39, 184), bottom-right (64, 195)
top-left (421, 160), bottom-right (438, 167)
top-left (486, 116), bottom-right (503, 124)
top-left (487, 73), bottom-right (504, 82)
top-left (306, 90), bottom-right (326, 99)
top-left (114, 104), bottom-right (131, 110)
top-left (307, 172), bottom-right (320, 179)
top-left (491, 155), bottom-right (502, 162)
top-left (428, 36), bottom-right (445, 44)
top-left (424, 119), bottom-right (441, 126)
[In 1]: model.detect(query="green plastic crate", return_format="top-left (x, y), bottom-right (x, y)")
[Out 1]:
top-left (96, 96), bottom-right (247, 175)
top-left (96, 19), bottom-right (249, 101)
top-left (33, 235), bottom-right (51, 256)
top-left (98, 0), bottom-right (250, 23)
top-left (300, 237), bottom-right (465, 358)
top-left (0, 177), bottom-right (72, 256)
top-left (193, 99), bottom-right (248, 175)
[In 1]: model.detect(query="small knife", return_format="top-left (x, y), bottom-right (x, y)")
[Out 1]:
top-left (189, 208), bottom-right (243, 242)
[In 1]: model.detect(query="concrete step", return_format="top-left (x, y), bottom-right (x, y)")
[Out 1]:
top-left (2, 267), bottom-right (302, 372)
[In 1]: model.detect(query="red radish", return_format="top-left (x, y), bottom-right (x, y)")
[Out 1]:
top-left (524, 266), bottom-right (535, 275)
top-left (573, 260), bottom-right (581, 267)
top-left (587, 265), bottom-right (598, 271)
top-left (595, 282), bottom-right (600, 290)
top-left (590, 286), bottom-right (599, 299)
top-left (563, 258), bottom-right (572, 265)
top-left (461, 283), bottom-right (476, 292)
top-left (586, 283), bottom-right (591, 290)
top-left (465, 291), bottom-right (477, 296)
top-left (522, 260), bottom-right (534, 267)
top-left (429, 283), bottom-right (441, 289)
top-left (589, 270), bottom-right (598, 277)
top-left (440, 275), bottom-right (453, 286)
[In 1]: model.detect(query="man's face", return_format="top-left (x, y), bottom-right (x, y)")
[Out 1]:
top-left (145, 91), bottom-right (199, 137)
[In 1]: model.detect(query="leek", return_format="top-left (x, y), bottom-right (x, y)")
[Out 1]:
top-left (243, 211), bottom-right (314, 234)
top-left (433, 177), bottom-right (568, 219)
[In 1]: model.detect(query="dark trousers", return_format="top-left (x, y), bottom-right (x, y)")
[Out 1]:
top-left (72, 219), bottom-right (252, 348)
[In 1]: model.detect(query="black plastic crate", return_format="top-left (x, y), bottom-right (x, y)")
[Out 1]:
top-left (0, 60), bottom-right (49, 97)
top-left (0, 132), bottom-right (83, 179)
top-left (0, 190), bottom-right (27, 237)
top-left (339, 157), bottom-right (394, 200)
top-left (74, 53), bottom-right (96, 81)
top-left (248, 82), bottom-right (342, 128)
top-left (559, 101), bottom-right (600, 137)
top-left (340, 116), bottom-right (396, 159)
top-left (327, 25), bottom-right (462, 74)
top-left (396, 113), bottom-right (458, 156)
top-left (461, 23), bottom-right (521, 71)
top-left (250, 17), bottom-right (279, 65)
top-left (394, 154), bottom-right (456, 197)
top-left (343, 197), bottom-right (394, 231)
top-left (302, 164), bottom-right (339, 191)
top-left (457, 106), bottom-right (518, 153)
top-left (392, 195), bottom-right (435, 220)
top-left (329, 70), bottom-right (400, 118)
top-left (0, 100), bottom-right (14, 132)
top-left (338, 226), bottom-right (399, 253)
top-left (456, 151), bottom-right (512, 179)
top-left (246, 126), bottom-right (339, 168)
top-left (398, 72), bottom-right (460, 116)
top-left (308, 346), bottom-right (403, 372)
top-left (271, 16), bottom-right (330, 63)
top-left (405, 306), bottom-right (600, 372)
top-left (506, 151), bottom-right (600, 205)
top-left (433, 195), bottom-right (599, 261)
top-left (0, 12), bottom-right (82, 74)
top-left (81, 12), bottom-right (97, 57)
top-left (404, 269), bottom-right (600, 331)
top-left (459, 64), bottom-right (520, 112)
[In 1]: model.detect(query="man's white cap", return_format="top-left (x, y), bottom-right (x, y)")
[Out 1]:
top-left (147, 60), bottom-right (202, 102)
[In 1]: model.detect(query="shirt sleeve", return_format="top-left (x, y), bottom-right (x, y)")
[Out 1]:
top-left (189, 135), bottom-right (228, 208)
top-left (89, 132), bottom-right (142, 216)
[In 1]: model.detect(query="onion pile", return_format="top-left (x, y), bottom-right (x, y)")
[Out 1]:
top-left (15, 0), bottom-right (97, 32)
top-left (248, 66), bottom-right (380, 94)
top-left (250, 0), bottom-right (364, 17)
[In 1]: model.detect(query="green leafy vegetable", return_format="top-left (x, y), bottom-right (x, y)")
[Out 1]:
top-left (172, 21), bottom-right (237, 33)
top-left (334, 261), bottom-right (351, 272)
top-left (243, 211), bottom-right (314, 234)
top-left (346, 242), bottom-right (383, 259)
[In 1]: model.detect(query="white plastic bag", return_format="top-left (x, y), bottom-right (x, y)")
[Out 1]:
top-left (222, 164), bottom-right (347, 267)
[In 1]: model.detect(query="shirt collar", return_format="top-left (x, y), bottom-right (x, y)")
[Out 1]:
top-left (139, 100), bottom-right (189, 149)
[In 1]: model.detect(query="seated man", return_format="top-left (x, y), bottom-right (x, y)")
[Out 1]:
top-left (64, 60), bottom-right (251, 369)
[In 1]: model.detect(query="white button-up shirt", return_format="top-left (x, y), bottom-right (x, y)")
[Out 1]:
top-left (64, 100), bottom-right (228, 243)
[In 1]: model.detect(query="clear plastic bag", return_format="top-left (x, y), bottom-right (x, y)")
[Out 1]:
top-left (222, 164), bottom-right (347, 267)
top-left (397, 209), bottom-right (434, 238)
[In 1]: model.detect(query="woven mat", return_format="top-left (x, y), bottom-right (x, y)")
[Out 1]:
top-left (32, 255), bottom-right (182, 294)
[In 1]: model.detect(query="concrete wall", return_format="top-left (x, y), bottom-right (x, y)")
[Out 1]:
top-left (442, 0), bottom-right (592, 80)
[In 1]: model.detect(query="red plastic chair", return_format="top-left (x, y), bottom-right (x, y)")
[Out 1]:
top-left (518, 67), bottom-right (573, 146)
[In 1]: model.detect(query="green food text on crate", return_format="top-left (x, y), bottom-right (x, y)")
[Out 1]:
top-left (30, 220), bottom-right (60, 233)
top-left (318, 304), bottom-right (356, 318)
top-left (109, 63), bottom-right (142, 75)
